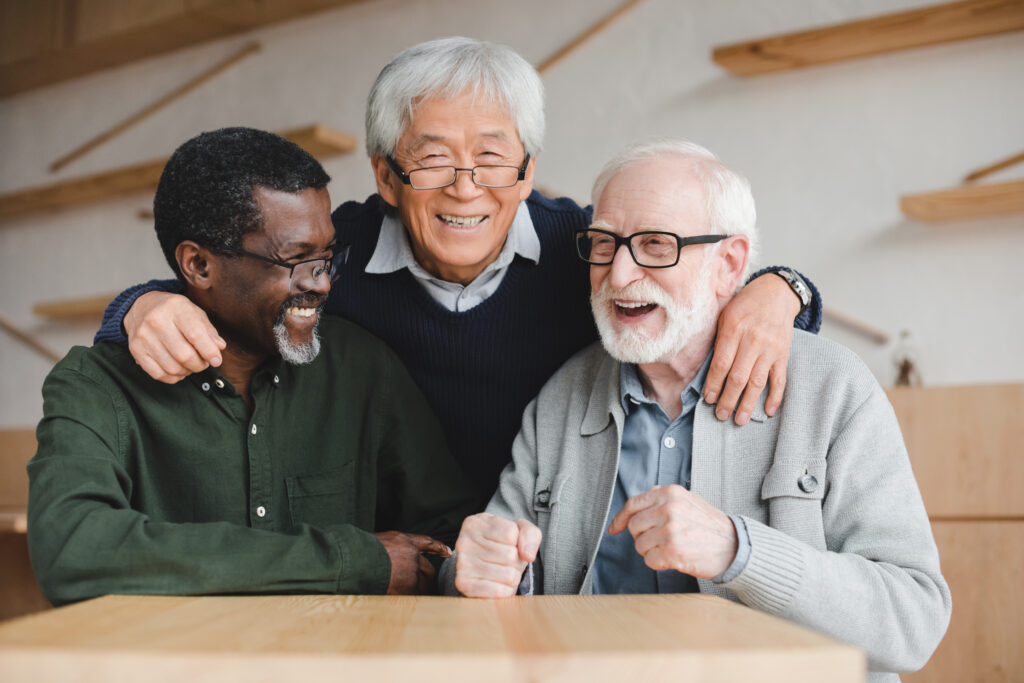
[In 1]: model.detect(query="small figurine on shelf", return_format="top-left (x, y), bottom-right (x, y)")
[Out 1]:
top-left (893, 330), bottom-right (922, 387)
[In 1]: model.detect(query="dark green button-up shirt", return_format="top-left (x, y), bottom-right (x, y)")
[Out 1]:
top-left (28, 316), bottom-right (477, 606)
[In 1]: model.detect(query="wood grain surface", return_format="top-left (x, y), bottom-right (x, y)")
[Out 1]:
top-left (0, 594), bottom-right (864, 682)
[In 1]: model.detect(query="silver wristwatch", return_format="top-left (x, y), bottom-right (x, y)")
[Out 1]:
top-left (774, 268), bottom-right (811, 312)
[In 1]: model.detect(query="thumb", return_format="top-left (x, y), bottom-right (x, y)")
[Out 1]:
top-left (515, 519), bottom-right (542, 562)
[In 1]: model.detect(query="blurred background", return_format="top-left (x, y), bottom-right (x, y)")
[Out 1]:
top-left (0, 0), bottom-right (1021, 679)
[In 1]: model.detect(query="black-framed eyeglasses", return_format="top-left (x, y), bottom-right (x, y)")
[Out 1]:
top-left (225, 245), bottom-right (350, 292)
top-left (574, 228), bottom-right (728, 269)
top-left (385, 154), bottom-right (530, 190)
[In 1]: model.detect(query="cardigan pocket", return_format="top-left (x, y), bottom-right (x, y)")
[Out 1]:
top-left (285, 463), bottom-right (355, 531)
top-left (760, 457), bottom-right (828, 550)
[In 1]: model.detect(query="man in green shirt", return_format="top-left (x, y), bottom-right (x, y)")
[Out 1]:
top-left (27, 128), bottom-right (477, 606)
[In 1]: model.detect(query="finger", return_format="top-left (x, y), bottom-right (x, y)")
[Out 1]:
top-left (609, 487), bottom-right (662, 535)
top-left (417, 554), bottom-right (436, 594)
top-left (179, 317), bottom-right (225, 367)
top-left (515, 519), bottom-right (542, 562)
top-left (764, 361), bottom-right (788, 417)
top-left (733, 356), bottom-right (772, 426)
top-left (455, 576), bottom-right (519, 599)
top-left (703, 328), bottom-right (740, 405)
top-left (134, 354), bottom-right (187, 384)
top-left (713, 341), bottom-right (757, 422)
top-left (456, 555), bottom-right (525, 589)
top-left (136, 339), bottom-right (194, 381)
top-left (164, 334), bottom-right (213, 374)
top-left (406, 534), bottom-right (450, 556)
top-left (625, 504), bottom-right (667, 542)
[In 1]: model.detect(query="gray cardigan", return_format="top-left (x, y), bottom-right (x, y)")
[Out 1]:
top-left (443, 331), bottom-right (951, 680)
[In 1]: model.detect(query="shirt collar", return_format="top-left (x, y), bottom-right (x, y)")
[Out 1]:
top-left (619, 352), bottom-right (713, 416)
top-left (365, 199), bottom-right (540, 280)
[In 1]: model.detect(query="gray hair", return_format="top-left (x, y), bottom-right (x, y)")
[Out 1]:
top-left (365, 37), bottom-right (545, 158)
top-left (590, 139), bottom-right (758, 278)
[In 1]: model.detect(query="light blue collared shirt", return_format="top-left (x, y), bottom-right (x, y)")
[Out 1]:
top-left (590, 353), bottom-right (750, 594)
top-left (364, 200), bottom-right (540, 312)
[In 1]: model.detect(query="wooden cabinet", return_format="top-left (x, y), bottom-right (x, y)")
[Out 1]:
top-left (887, 385), bottom-right (1023, 682)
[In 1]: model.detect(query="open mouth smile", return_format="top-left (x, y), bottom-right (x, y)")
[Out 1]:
top-left (438, 214), bottom-right (486, 229)
top-left (615, 300), bottom-right (658, 318)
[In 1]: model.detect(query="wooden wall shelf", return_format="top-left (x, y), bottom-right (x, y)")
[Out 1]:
top-left (0, 124), bottom-right (355, 221)
top-left (900, 179), bottom-right (1024, 222)
top-left (0, 0), bottom-right (366, 97)
top-left (712, 0), bottom-right (1024, 77)
top-left (33, 294), bottom-right (117, 320)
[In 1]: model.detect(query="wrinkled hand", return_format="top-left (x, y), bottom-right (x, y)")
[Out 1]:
top-left (454, 513), bottom-right (541, 598)
top-left (704, 272), bottom-right (800, 425)
top-left (374, 531), bottom-right (451, 595)
top-left (608, 485), bottom-right (737, 579)
top-left (125, 292), bottom-right (226, 383)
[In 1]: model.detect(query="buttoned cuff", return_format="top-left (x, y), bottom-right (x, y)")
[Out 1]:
top-left (712, 514), bottom-right (751, 584)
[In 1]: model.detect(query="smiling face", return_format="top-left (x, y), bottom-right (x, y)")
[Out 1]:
top-left (589, 158), bottom-right (727, 365)
top-left (371, 89), bottom-right (535, 285)
top-left (208, 186), bottom-right (335, 365)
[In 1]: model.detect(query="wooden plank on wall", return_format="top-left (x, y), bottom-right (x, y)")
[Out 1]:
top-left (0, 124), bottom-right (356, 221)
top-left (0, 0), bottom-right (367, 97)
top-left (900, 179), bottom-right (1024, 222)
top-left (886, 383), bottom-right (1024, 519)
top-left (712, 0), bottom-right (1024, 77)
top-left (32, 294), bottom-right (116, 320)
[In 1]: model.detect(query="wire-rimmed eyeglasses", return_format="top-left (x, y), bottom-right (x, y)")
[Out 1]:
top-left (225, 245), bottom-right (350, 292)
top-left (574, 228), bottom-right (728, 269)
top-left (385, 155), bottom-right (530, 190)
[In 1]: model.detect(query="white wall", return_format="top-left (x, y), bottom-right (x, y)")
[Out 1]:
top-left (1, 0), bottom-right (1021, 428)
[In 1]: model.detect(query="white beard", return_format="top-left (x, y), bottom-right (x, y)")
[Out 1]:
top-left (591, 259), bottom-right (717, 365)
top-left (273, 318), bottom-right (321, 365)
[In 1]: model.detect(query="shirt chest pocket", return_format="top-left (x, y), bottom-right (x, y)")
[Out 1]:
top-left (760, 457), bottom-right (827, 550)
top-left (285, 463), bottom-right (355, 531)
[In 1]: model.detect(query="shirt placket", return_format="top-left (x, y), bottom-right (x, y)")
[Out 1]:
top-left (246, 373), bottom-right (277, 529)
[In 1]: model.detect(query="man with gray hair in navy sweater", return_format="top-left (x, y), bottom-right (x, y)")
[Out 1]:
top-left (446, 139), bottom-right (950, 681)
top-left (96, 37), bottom-right (823, 503)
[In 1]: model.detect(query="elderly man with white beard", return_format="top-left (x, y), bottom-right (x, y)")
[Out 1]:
top-left (441, 140), bottom-right (951, 680)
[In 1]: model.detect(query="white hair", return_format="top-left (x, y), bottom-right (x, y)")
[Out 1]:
top-left (365, 37), bottom-right (545, 158)
top-left (590, 139), bottom-right (758, 278)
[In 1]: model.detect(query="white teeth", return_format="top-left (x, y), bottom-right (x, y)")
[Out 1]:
top-left (615, 301), bottom-right (653, 308)
top-left (287, 307), bottom-right (316, 318)
top-left (439, 214), bottom-right (485, 228)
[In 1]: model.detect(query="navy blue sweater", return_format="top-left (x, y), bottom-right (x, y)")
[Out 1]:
top-left (96, 191), bottom-right (821, 501)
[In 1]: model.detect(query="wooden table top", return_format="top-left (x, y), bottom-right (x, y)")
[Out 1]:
top-left (0, 593), bottom-right (864, 682)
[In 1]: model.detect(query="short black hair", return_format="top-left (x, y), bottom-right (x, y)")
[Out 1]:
top-left (154, 127), bottom-right (331, 281)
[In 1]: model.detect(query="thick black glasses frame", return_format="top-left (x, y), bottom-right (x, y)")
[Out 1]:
top-left (574, 228), bottom-right (728, 269)
top-left (225, 245), bottom-right (350, 282)
top-left (385, 154), bottom-right (530, 189)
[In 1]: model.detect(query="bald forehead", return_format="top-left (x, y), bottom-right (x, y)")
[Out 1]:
top-left (595, 159), bottom-right (708, 235)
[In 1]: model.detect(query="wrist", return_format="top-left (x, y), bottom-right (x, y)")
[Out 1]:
top-left (772, 268), bottom-right (810, 315)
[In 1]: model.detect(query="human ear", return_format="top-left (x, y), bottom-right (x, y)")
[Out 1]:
top-left (370, 155), bottom-right (400, 208)
top-left (517, 154), bottom-right (537, 201)
top-left (176, 241), bottom-right (214, 290)
top-left (714, 235), bottom-right (750, 297)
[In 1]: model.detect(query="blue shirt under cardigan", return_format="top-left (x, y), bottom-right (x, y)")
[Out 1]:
top-left (94, 191), bottom-right (823, 503)
top-left (591, 354), bottom-right (750, 594)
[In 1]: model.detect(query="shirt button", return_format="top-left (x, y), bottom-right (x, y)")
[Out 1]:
top-left (256, 506), bottom-right (266, 518)
top-left (273, 375), bottom-right (280, 384)
top-left (215, 379), bottom-right (225, 389)
top-left (799, 474), bottom-right (818, 493)
top-left (663, 436), bottom-right (676, 449)
top-left (201, 382), bottom-right (210, 392)
top-left (251, 424), bottom-right (258, 435)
